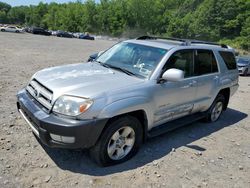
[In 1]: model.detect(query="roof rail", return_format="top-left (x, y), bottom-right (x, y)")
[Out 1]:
top-left (188, 40), bottom-right (228, 48)
top-left (136, 35), bottom-right (228, 48)
top-left (136, 35), bottom-right (186, 43)
top-left (136, 36), bottom-right (157, 40)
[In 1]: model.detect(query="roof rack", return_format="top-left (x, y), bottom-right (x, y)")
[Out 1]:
top-left (136, 35), bottom-right (228, 48)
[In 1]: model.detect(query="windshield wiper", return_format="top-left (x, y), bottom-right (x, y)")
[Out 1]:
top-left (104, 64), bottom-right (137, 76)
top-left (97, 62), bottom-right (142, 77)
top-left (94, 60), bottom-right (103, 64)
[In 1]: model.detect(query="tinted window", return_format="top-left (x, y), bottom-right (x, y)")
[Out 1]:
top-left (194, 50), bottom-right (218, 75)
top-left (219, 51), bottom-right (236, 70)
top-left (163, 50), bottom-right (194, 78)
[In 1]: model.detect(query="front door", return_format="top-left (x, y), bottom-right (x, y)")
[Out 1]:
top-left (152, 49), bottom-right (197, 127)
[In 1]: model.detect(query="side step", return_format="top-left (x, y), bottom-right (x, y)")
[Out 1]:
top-left (147, 113), bottom-right (206, 138)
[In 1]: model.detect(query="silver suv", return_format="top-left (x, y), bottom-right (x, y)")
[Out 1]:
top-left (17, 36), bottom-right (239, 166)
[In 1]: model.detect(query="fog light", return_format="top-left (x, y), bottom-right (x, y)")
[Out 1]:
top-left (50, 133), bottom-right (75, 144)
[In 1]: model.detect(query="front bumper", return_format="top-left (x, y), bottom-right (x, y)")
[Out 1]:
top-left (238, 67), bottom-right (246, 74)
top-left (17, 89), bottom-right (108, 149)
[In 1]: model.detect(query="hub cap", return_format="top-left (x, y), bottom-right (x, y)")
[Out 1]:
top-left (211, 101), bottom-right (223, 122)
top-left (107, 126), bottom-right (135, 160)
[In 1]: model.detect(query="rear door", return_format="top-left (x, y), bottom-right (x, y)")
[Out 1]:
top-left (192, 49), bottom-right (220, 113)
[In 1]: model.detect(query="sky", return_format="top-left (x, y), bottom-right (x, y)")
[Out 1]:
top-left (1, 0), bottom-right (82, 6)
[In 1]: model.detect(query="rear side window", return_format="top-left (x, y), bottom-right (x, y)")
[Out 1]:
top-left (219, 51), bottom-right (236, 70)
top-left (194, 50), bottom-right (218, 76)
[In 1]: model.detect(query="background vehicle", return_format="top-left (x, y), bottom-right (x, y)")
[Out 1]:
top-left (237, 56), bottom-right (250, 76)
top-left (30, 27), bottom-right (51, 36)
top-left (1, 26), bottom-right (23, 33)
top-left (17, 36), bottom-right (238, 166)
top-left (56, 31), bottom-right (73, 38)
top-left (79, 34), bottom-right (95, 40)
top-left (73, 32), bottom-right (83, 38)
top-left (51, 30), bottom-right (58, 36)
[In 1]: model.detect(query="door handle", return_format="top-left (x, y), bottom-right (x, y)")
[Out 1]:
top-left (182, 80), bottom-right (197, 88)
top-left (188, 83), bottom-right (194, 87)
top-left (189, 80), bottom-right (197, 87)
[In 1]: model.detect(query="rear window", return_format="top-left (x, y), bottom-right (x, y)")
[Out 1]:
top-left (219, 51), bottom-right (236, 70)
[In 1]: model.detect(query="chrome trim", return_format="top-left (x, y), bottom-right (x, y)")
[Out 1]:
top-left (19, 109), bottom-right (39, 137)
top-left (26, 79), bottom-right (53, 110)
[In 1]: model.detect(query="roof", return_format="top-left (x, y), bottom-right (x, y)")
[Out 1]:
top-left (126, 39), bottom-right (177, 50)
top-left (126, 36), bottom-right (231, 51)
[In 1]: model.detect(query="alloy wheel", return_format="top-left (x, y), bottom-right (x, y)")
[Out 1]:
top-left (107, 126), bottom-right (135, 160)
top-left (211, 101), bottom-right (223, 122)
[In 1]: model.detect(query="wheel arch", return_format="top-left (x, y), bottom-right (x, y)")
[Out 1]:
top-left (98, 110), bottom-right (148, 144)
top-left (217, 88), bottom-right (230, 110)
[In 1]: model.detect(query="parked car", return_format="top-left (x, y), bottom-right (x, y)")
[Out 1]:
top-left (237, 56), bottom-right (250, 76)
top-left (79, 34), bottom-right (95, 40)
top-left (1, 26), bottom-right (23, 33)
top-left (23, 27), bottom-right (30, 33)
top-left (56, 31), bottom-right (73, 38)
top-left (73, 32), bottom-right (83, 38)
top-left (17, 36), bottom-right (238, 166)
top-left (51, 30), bottom-right (58, 36)
top-left (30, 27), bottom-right (51, 36)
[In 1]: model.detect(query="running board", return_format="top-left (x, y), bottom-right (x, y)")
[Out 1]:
top-left (147, 113), bottom-right (206, 138)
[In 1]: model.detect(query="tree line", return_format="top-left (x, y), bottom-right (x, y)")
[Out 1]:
top-left (0, 0), bottom-right (249, 50)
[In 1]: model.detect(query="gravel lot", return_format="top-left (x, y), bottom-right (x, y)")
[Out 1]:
top-left (0, 32), bottom-right (250, 188)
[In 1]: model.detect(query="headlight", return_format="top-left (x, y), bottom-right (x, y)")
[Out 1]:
top-left (52, 96), bottom-right (93, 116)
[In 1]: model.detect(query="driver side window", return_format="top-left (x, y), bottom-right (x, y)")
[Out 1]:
top-left (163, 50), bottom-right (194, 78)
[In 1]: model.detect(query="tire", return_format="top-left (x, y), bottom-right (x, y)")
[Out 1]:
top-left (15, 30), bottom-right (20, 33)
top-left (205, 94), bottom-right (225, 122)
top-left (243, 68), bottom-right (248, 76)
top-left (1, 29), bottom-right (5, 32)
top-left (90, 115), bottom-right (143, 166)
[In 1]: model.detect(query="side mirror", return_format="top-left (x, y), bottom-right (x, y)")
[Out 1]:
top-left (98, 51), bottom-right (104, 56)
top-left (161, 68), bottom-right (184, 82)
top-left (87, 51), bottom-right (104, 62)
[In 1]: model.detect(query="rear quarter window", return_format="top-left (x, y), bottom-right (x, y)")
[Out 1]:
top-left (219, 51), bottom-right (237, 70)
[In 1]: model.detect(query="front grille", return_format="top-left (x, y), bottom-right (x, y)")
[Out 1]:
top-left (26, 79), bottom-right (53, 110)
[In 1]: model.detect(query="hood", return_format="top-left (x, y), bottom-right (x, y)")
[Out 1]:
top-left (237, 63), bottom-right (248, 67)
top-left (33, 62), bottom-right (143, 101)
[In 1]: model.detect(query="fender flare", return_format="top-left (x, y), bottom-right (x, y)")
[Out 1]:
top-left (98, 96), bottom-right (154, 128)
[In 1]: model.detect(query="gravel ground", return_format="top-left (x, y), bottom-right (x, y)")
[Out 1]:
top-left (0, 32), bottom-right (250, 188)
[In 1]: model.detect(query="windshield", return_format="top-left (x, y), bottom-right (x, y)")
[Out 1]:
top-left (96, 42), bottom-right (168, 78)
top-left (237, 58), bottom-right (249, 65)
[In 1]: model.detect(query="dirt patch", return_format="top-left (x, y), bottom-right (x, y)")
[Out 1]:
top-left (0, 32), bottom-right (250, 188)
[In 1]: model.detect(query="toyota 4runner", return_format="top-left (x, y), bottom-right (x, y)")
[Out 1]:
top-left (17, 36), bottom-right (239, 166)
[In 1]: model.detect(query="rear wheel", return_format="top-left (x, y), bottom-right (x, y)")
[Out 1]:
top-left (1, 29), bottom-right (5, 32)
top-left (15, 30), bottom-right (20, 33)
top-left (205, 94), bottom-right (225, 122)
top-left (90, 116), bottom-right (143, 166)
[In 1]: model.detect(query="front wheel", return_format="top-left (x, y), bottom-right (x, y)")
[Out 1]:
top-left (1, 29), bottom-right (5, 32)
top-left (90, 116), bottom-right (143, 166)
top-left (243, 68), bottom-right (248, 76)
top-left (205, 94), bottom-right (225, 122)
